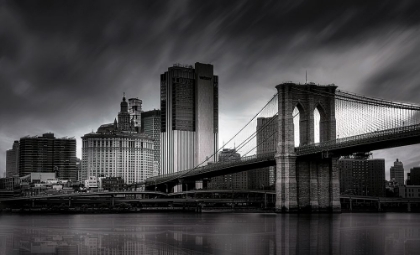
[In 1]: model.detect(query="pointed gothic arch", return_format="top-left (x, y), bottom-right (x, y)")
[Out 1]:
top-left (314, 103), bottom-right (328, 143)
top-left (293, 103), bottom-right (305, 147)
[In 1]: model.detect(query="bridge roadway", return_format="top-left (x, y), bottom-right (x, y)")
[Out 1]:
top-left (145, 123), bottom-right (420, 187)
top-left (0, 190), bottom-right (277, 211)
top-left (1, 191), bottom-right (418, 212)
top-left (0, 190), bottom-right (276, 203)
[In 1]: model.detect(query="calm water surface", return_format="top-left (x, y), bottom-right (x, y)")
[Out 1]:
top-left (0, 213), bottom-right (419, 254)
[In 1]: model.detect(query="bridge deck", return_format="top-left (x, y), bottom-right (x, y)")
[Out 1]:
top-left (296, 123), bottom-right (420, 156)
top-left (145, 124), bottom-right (420, 186)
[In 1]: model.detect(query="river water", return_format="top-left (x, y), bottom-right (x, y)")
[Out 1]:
top-left (0, 213), bottom-right (419, 254)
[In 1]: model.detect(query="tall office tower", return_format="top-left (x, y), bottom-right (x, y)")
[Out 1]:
top-left (142, 109), bottom-right (161, 176)
top-left (81, 96), bottom-right (154, 184)
top-left (390, 159), bottom-right (405, 186)
top-left (208, 148), bottom-right (246, 189)
top-left (128, 98), bottom-right (142, 133)
top-left (6, 141), bottom-right (19, 177)
top-left (339, 152), bottom-right (385, 196)
top-left (76, 158), bottom-right (81, 181)
top-left (160, 62), bottom-right (218, 175)
top-left (409, 167), bottom-right (420, 185)
top-left (19, 133), bottom-right (77, 181)
top-left (250, 115), bottom-right (279, 189)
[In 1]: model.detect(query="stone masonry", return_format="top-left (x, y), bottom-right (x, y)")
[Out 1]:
top-left (275, 82), bottom-right (341, 212)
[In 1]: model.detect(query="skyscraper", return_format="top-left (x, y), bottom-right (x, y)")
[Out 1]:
top-left (339, 153), bottom-right (385, 196)
top-left (251, 115), bottom-right (278, 189)
top-left (19, 133), bottom-right (77, 181)
top-left (160, 63), bottom-right (218, 175)
top-left (208, 148), bottom-right (246, 190)
top-left (409, 167), bottom-right (420, 185)
top-left (128, 98), bottom-right (142, 133)
top-left (142, 109), bottom-right (161, 176)
top-left (390, 159), bottom-right (404, 186)
top-left (81, 96), bottom-right (154, 184)
top-left (6, 141), bottom-right (19, 177)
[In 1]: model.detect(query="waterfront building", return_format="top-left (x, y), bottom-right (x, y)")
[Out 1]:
top-left (390, 159), bottom-right (405, 186)
top-left (6, 141), bottom-right (19, 177)
top-left (141, 109), bottom-right (161, 176)
top-left (81, 96), bottom-right (154, 184)
top-left (160, 63), bottom-right (218, 175)
top-left (399, 185), bottom-right (420, 198)
top-left (0, 176), bottom-right (21, 198)
top-left (29, 172), bottom-right (56, 183)
top-left (18, 133), bottom-right (77, 181)
top-left (102, 177), bottom-right (125, 191)
top-left (84, 176), bottom-right (99, 189)
top-left (339, 153), bottom-right (385, 197)
top-left (409, 167), bottom-right (420, 185)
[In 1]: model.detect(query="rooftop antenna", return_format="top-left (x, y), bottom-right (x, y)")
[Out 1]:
top-left (306, 70), bottom-right (307, 84)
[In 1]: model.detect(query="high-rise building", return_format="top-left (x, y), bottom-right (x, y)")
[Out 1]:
top-left (409, 167), bottom-right (420, 185)
top-left (76, 158), bottom-right (81, 181)
top-left (18, 133), bottom-right (77, 181)
top-left (208, 148), bottom-right (247, 190)
top-left (250, 115), bottom-right (278, 189)
top-left (6, 141), bottom-right (19, 177)
top-left (160, 62), bottom-right (218, 175)
top-left (128, 98), bottom-right (142, 133)
top-left (339, 153), bottom-right (385, 197)
top-left (81, 96), bottom-right (154, 184)
top-left (142, 109), bottom-right (161, 176)
top-left (390, 159), bottom-right (404, 186)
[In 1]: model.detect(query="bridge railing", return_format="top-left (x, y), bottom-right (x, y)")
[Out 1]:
top-left (145, 151), bottom-right (276, 185)
top-left (296, 123), bottom-right (420, 155)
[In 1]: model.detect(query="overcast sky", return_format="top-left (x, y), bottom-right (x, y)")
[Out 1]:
top-left (1, 0), bottom-right (420, 179)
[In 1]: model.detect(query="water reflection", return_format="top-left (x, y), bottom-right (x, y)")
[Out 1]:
top-left (0, 213), bottom-right (420, 254)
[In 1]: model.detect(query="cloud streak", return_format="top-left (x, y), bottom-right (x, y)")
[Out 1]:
top-left (1, 0), bottom-right (420, 177)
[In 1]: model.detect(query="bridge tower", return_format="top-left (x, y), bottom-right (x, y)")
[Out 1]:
top-left (276, 82), bottom-right (341, 212)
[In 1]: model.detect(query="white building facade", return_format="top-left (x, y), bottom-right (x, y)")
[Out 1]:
top-left (82, 132), bottom-right (154, 184)
top-left (81, 96), bottom-right (154, 184)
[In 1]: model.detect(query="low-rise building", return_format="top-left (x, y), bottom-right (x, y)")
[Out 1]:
top-left (399, 185), bottom-right (420, 198)
top-left (339, 153), bottom-right (385, 197)
top-left (102, 177), bottom-right (125, 191)
top-left (84, 176), bottom-right (99, 189)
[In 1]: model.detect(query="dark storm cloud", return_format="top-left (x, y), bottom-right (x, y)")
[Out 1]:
top-left (360, 32), bottom-right (420, 103)
top-left (1, 0), bottom-right (420, 176)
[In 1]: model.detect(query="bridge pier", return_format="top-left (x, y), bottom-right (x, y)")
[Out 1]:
top-left (275, 83), bottom-right (340, 213)
top-left (276, 155), bottom-right (298, 212)
top-left (277, 156), bottom-right (341, 212)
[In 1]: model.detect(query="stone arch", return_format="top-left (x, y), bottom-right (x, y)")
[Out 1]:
top-left (293, 102), bottom-right (306, 147)
top-left (314, 103), bottom-right (328, 143)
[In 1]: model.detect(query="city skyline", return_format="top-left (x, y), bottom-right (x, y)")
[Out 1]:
top-left (2, 1), bottom-right (420, 179)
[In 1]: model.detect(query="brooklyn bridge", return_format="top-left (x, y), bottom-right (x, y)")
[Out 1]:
top-left (144, 82), bottom-right (420, 212)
